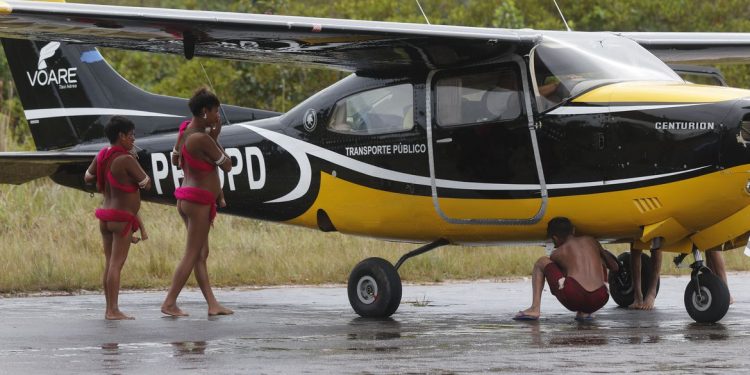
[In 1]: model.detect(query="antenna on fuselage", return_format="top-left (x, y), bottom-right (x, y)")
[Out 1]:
top-left (415, 0), bottom-right (431, 24)
top-left (553, 0), bottom-right (572, 32)
top-left (199, 61), bottom-right (230, 126)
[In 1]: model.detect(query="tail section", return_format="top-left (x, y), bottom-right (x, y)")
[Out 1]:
top-left (2, 38), bottom-right (278, 150)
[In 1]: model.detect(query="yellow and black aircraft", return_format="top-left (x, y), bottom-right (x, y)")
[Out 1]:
top-left (2, 1), bottom-right (750, 323)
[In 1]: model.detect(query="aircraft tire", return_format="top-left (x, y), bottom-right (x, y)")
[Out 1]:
top-left (684, 272), bottom-right (729, 323)
top-left (608, 252), bottom-right (660, 307)
top-left (347, 257), bottom-right (402, 318)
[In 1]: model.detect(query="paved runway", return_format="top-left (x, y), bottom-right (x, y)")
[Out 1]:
top-left (2, 274), bottom-right (750, 374)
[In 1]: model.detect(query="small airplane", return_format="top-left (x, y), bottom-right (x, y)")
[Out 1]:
top-left (2, 0), bottom-right (750, 323)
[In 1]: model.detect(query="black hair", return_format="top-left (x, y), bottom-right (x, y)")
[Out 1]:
top-left (546, 217), bottom-right (574, 240)
top-left (104, 116), bottom-right (135, 144)
top-left (188, 86), bottom-right (221, 116)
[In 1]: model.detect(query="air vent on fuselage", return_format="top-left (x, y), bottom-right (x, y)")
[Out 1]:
top-left (633, 197), bottom-right (662, 213)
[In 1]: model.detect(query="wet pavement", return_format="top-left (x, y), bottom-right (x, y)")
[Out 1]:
top-left (2, 275), bottom-right (750, 374)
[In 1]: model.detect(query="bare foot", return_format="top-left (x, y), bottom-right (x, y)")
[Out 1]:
top-left (639, 295), bottom-right (656, 310)
top-left (628, 298), bottom-right (644, 309)
top-left (208, 305), bottom-right (234, 316)
top-left (105, 310), bottom-right (135, 320)
top-left (161, 303), bottom-right (189, 317)
top-left (513, 308), bottom-right (540, 320)
top-left (730, 295), bottom-right (735, 305)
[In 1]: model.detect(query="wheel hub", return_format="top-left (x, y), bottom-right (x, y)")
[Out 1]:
top-left (356, 276), bottom-right (378, 305)
top-left (692, 286), bottom-right (712, 312)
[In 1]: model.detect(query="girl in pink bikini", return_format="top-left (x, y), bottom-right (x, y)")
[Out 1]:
top-left (161, 87), bottom-right (233, 317)
top-left (84, 116), bottom-right (151, 320)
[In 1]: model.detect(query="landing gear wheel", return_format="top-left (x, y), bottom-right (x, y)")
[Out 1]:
top-left (608, 252), bottom-right (660, 307)
top-left (347, 257), bottom-right (402, 318)
top-left (684, 272), bottom-right (729, 323)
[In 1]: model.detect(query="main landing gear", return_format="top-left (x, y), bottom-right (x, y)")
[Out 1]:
top-left (609, 238), bottom-right (662, 307)
top-left (608, 251), bottom-right (660, 307)
top-left (347, 239), bottom-right (449, 318)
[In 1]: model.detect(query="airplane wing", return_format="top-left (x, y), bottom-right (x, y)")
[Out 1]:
top-left (0, 152), bottom-right (95, 184)
top-left (620, 32), bottom-right (750, 64)
top-left (0, 1), bottom-right (540, 73)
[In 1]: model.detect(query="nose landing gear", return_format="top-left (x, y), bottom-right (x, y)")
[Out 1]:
top-left (683, 247), bottom-right (730, 323)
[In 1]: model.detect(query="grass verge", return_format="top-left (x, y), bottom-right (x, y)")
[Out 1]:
top-left (1, 179), bottom-right (749, 293)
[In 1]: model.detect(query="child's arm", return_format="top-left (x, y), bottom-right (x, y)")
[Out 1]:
top-left (217, 189), bottom-right (226, 208)
top-left (84, 158), bottom-right (97, 184)
top-left (208, 122), bottom-right (227, 207)
top-left (136, 213), bottom-right (148, 241)
top-left (171, 132), bottom-right (183, 167)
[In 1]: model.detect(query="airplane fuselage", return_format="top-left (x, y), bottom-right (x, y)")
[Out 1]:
top-left (49, 69), bottom-right (750, 251)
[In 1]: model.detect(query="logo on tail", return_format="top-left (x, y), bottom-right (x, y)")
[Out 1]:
top-left (26, 41), bottom-right (78, 89)
top-left (37, 41), bottom-right (60, 69)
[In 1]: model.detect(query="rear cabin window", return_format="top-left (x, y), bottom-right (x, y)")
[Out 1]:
top-left (677, 72), bottom-right (725, 86)
top-left (327, 84), bottom-right (414, 135)
top-left (435, 69), bottom-right (522, 127)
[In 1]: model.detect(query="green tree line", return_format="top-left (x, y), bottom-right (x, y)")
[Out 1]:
top-left (2, 0), bottom-right (750, 150)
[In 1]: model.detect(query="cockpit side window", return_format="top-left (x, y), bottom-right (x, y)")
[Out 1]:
top-left (435, 69), bottom-right (522, 127)
top-left (534, 55), bottom-right (570, 111)
top-left (327, 83), bottom-right (414, 135)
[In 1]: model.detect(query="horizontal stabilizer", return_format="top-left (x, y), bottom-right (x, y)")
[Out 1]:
top-left (0, 152), bottom-right (95, 184)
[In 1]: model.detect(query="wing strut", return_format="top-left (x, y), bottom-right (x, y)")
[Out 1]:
top-left (183, 30), bottom-right (195, 60)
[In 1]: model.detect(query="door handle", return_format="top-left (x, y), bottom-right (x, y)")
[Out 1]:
top-left (436, 138), bottom-right (453, 144)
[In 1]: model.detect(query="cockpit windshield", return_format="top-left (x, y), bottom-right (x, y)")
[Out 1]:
top-left (533, 33), bottom-right (683, 111)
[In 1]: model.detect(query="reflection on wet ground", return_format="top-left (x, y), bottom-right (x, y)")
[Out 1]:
top-left (101, 342), bottom-right (122, 373)
top-left (2, 275), bottom-right (750, 373)
top-left (171, 341), bottom-right (208, 356)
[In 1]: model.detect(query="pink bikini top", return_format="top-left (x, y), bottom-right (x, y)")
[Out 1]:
top-left (178, 121), bottom-right (215, 172)
top-left (96, 146), bottom-right (138, 193)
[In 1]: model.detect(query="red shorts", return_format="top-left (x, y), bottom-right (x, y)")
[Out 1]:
top-left (543, 262), bottom-right (609, 314)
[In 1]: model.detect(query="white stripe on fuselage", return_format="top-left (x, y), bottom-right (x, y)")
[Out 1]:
top-left (240, 124), bottom-right (710, 202)
top-left (24, 108), bottom-right (181, 120)
top-left (548, 103), bottom-right (706, 116)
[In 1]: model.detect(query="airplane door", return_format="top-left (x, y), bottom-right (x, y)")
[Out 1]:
top-left (427, 58), bottom-right (548, 224)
